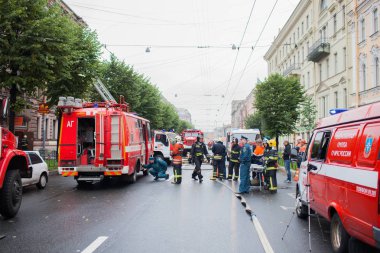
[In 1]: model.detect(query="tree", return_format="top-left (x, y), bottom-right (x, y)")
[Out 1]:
top-left (0, 0), bottom-right (101, 132)
top-left (254, 73), bottom-right (304, 149)
top-left (244, 112), bottom-right (263, 130)
top-left (298, 95), bottom-right (317, 132)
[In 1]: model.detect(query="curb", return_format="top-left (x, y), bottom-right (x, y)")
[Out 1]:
top-left (49, 170), bottom-right (59, 176)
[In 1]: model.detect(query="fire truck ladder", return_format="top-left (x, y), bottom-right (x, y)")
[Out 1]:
top-left (94, 79), bottom-right (116, 103)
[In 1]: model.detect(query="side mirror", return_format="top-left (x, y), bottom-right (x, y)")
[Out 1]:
top-left (77, 144), bottom-right (82, 156)
top-left (307, 164), bottom-right (318, 172)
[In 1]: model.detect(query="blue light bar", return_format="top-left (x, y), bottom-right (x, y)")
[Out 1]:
top-left (329, 108), bottom-right (348, 115)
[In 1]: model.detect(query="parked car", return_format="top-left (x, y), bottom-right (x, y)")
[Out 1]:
top-left (22, 151), bottom-right (49, 189)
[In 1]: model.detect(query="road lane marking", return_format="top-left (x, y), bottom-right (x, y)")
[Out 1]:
top-left (216, 180), bottom-right (275, 253)
top-left (252, 216), bottom-right (275, 253)
top-left (287, 193), bottom-right (296, 198)
top-left (82, 236), bottom-right (108, 253)
top-left (280, 206), bottom-right (295, 211)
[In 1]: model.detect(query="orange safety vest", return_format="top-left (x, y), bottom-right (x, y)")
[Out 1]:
top-left (253, 145), bottom-right (265, 156)
top-left (171, 143), bottom-right (184, 165)
top-left (299, 144), bottom-right (307, 153)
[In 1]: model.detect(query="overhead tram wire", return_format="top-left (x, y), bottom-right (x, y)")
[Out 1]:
top-left (220, 0), bottom-right (257, 108)
top-left (220, 0), bottom-right (280, 123)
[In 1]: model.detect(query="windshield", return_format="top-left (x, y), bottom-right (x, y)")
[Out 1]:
top-left (231, 133), bottom-right (258, 142)
top-left (184, 132), bottom-right (200, 137)
top-left (166, 132), bottom-right (177, 142)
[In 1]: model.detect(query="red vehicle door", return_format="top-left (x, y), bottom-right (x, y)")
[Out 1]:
top-left (308, 130), bottom-right (331, 217)
top-left (95, 113), bottom-right (105, 166)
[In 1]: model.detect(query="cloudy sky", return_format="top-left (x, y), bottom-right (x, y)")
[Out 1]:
top-left (65, 0), bottom-right (300, 131)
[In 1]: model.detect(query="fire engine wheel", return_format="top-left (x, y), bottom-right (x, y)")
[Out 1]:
top-left (331, 213), bottom-right (349, 253)
top-left (295, 190), bottom-right (308, 219)
top-left (0, 170), bottom-right (22, 219)
top-left (36, 173), bottom-right (48, 189)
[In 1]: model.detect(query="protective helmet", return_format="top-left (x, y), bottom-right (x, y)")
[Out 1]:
top-left (175, 136), bottom-right (182, 142)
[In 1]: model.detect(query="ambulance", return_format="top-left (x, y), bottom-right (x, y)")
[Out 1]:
top-left (57, 97), bottom-right (153, 185)
top-left (296, 103), bottom-right (380, 252)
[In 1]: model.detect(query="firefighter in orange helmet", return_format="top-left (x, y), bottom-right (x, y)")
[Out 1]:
top-left (171, 136), bottom-right (184, 184)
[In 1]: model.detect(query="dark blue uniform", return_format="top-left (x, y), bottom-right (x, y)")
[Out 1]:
top-left (211, 142), bottom-right (226, 180)
top-left (143, 158), bottom-right (169, 180)
top-left (238, 143), bottom-right (252, 193)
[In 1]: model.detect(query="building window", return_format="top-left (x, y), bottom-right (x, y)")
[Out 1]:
top-left (342, 5), bottom-right (346, 27)
top-left (319, 63), bottom-right (322, 83)
top-left (302, 46), bottom-right (304, 61)
top-left (333, 14), bottom-right (337, 34)
top-left (326, 58), bottom-right (329, 78)
top-left (374, 8), bottom-right (378, 34)
top-left (361, 18), bottom-right (366, 42)
top-left (334, 91), bottom-right (338, 108)
top-left (302, 22), bottom-right (304, 35)
top-left (306, 41), bottom-right (309, 56)
top-left (320, 0), bottom-right (327, 11)
top-left (343, 88), bottom-right (347, 108)
top-left (343, 47), bottom-right (346, 69)
top-left (306, 15), bottom-right (309, 30)
top-left (37, 117), bottom-right (41, 139)
top-left (45, 118), bottom-right (49, 140)
top-left (321, 96), bottom-right (328, 118)
top-left (334, 53), bottom-right (338, 74)
top-left (362, 63), bottom-right (367, 90)
top-left (307, 71), bottom-right (310, 89)
top-left (297, 27), bottom-right (300, 40)
top-left (375, 56), bottom-right (379, 86)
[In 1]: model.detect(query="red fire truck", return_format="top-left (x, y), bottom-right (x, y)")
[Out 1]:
top-left (181, 129), bottom-right (203, 156)
top-left (0, 101), bottom-right (31, 218)
top-left (57, 97), bottom-right (153, 185)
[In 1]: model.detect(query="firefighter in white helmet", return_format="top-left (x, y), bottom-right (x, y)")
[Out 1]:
top-left (171, 136), bottom-right (184, 184)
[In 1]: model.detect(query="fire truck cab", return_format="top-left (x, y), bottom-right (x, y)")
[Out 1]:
top-left (58, 98), bottom-right (153, 185)
top-left (153, 130), bottom-right (176, 164)
top-left (296, 102), bottom-right (380, 252)
top-left (181, 129), bottom-right (203, 156)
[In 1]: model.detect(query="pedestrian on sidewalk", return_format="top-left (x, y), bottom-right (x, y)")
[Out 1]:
top-left (283, 140), bottom-right (292, 183)
top-left (237, 136), bottom-right (252, 194)
top-left (171, 136), bottom-right (184, 184)
top-left (227, 138), bottom-right (240, 181)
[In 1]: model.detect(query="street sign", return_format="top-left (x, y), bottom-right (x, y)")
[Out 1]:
top-left (38, 103), bottom-right (49, 114)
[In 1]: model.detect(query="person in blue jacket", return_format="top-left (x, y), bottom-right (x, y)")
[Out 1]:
top-left (143, 157), bottom-right (169, 181)
top-left (237, 136), bottom-right (252, 194)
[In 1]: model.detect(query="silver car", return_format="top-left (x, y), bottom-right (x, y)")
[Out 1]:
top-left (22, 151), bottom-right (49, 189)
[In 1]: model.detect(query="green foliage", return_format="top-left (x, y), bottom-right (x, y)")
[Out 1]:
top-left (0, 0), bottom-right (101, 104)
top-left (244, 112), bottom-right (263, 130)
top-left (298, 95), bottom-right (317, 131)
top-left (254, 73), bottom-right (305, 146)
top-left (96, 56), bottom-right (185, 130)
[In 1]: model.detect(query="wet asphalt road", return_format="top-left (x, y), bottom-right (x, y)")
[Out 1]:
top-left (0, 163), bottom-right (357, 253)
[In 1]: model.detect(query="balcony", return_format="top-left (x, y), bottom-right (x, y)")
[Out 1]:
top-left (283, 64), bottom-right (300, 77)
top-left (307, 38), bottom-right (330, 62)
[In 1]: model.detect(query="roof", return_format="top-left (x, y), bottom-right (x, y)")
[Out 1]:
top-left (64, 107), bottom-right (150, 122)
top-left (317, 102), bottom-right (380, 129)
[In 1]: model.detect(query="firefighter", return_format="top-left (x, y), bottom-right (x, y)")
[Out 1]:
top-left (143, 157), bottom-right (169, 181)
top-left (237, 136), bottom-right (252, 194)
top-left (228, 138), bottom-right (240, 181)
top-left (190, 136), bottom-right (208, 183)
top-left (171, 136), bottom-right (184, 184)
top-left (210, 140), bottom-right (226, 180)
top-left (264, 149), bottom-right (279, 193)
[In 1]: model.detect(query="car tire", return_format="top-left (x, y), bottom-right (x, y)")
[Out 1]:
top-left (296, 188), bottom-right (308, 219)
top-left (36, 173), bottom-right (48, 189)
top-left (0, 170), bottom-right (22, 219)
top-left (330, 213), bottom-right (350, 253)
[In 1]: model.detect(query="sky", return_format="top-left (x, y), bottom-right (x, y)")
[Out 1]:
top-left (65, 0), bottom-right (300, 131)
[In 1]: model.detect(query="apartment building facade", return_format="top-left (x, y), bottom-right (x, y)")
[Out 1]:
top-left (264, 0), bottom-right (354, 135)
top-left (350, 0), bottom-right (380, 106)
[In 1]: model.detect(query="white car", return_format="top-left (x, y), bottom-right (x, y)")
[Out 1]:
top-left (22, 151), bottom-right (49, 189)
